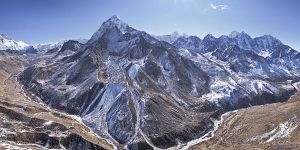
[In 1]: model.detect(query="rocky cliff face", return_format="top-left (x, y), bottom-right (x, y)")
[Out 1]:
top-left (19, 16), bottom-right (300, 149)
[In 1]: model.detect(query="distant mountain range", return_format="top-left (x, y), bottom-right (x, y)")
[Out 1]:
top-left (0, 34), bottom-right (30, 51)
top-left (34, 39), bottom-right (88, 52)
top-left (153, 32), bottom-right (188, 44)
top-left (1, 25), bottom-right (297, 58)
top-left (0, 34), bottom-right (87, 54)
top-left (2, 15), bottom-right (299, 149)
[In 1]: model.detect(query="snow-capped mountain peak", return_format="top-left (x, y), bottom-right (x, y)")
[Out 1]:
top-left (153, 32), bottom-right (189, 44)
top-left (0, 33), bottom-right (30, 51)
top-left (104, 15), bottom-right (128, 32)
top-left (88, 15), bottom-right (130, 43)
top-left (229, 31), bottom-right (251, 39)
top-left (34, 41), bottom-right (66, 52)
top-left (172, 31), bottom-right (296, 56)
top-left (203, 34), bottom-right (216, 42)
top-left (34, 39), bottom-right (87, 52)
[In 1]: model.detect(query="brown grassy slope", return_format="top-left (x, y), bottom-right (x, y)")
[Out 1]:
top-left (0, 55), bottom-right (114, 150)
top-left (190, 91), bottom-right (300, 150)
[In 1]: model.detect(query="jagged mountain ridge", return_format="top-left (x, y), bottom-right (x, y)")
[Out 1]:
top-left (19, 16), bottom-right (300, 149)
top-left (0, 33), bottom-right (88, 56)
top-left (172, 31), bottom-right (300, 81)
top-left (172, 30), bottom-right (294, 55)
top-left (34, 39), bottom-right (88, 53)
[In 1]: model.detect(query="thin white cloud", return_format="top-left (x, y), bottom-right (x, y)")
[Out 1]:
top-left (210, 3), bottom-right (230, 11)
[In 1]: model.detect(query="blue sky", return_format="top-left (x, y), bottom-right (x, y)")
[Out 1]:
top-left (0, 0), bottom-right (299, 50)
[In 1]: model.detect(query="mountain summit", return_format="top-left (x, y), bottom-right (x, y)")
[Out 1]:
top-left (0, 34), bottom-right (30, 51)
top-left (88, 15), bottom-right (130, 43)
top-left (229, 31), bottom-right (251, 38)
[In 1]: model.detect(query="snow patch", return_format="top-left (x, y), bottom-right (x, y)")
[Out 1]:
top-left (0, 128), bottom-right (16, 137)
top-left (249, 117), bottom-right (299, 143)
top-left (258, 50), bottom-right (272, 58)
top-left (69, 115), bottom-right (83, 123)
top-left (0, 140), bottom-right (44, 150)
top-left (201, 80), bottom-right (235, 103)
top-left (43, 121), bottom-right (53, 126)
top-left (255, 80), bottom-right (280, 94)
top-left (128, 64), bottom-right (140, 78)
top-left (266, 118), bottom-right (299, 142)
top-left (292, 82), bottom-right (300, 90)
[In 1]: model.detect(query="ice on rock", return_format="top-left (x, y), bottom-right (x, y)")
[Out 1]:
top-left (128, 64), bottom-right (140, 79)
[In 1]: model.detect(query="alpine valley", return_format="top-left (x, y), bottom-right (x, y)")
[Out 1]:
top-left (1, 15), bottom-right (300, 150)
